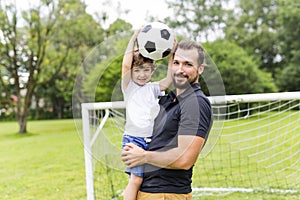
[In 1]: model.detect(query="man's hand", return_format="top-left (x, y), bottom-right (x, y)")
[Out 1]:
top-left (121, 143), bottom-right (147, 168)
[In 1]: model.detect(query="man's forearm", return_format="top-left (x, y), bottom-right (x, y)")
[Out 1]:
top-left (144, 136), bottom-right (204, 170)
top-left (122, 136), bottom-right (204, 170)
top-left (144, 148), bottom-right (185, 169)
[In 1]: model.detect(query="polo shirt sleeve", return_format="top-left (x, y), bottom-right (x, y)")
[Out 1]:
top-left (178, 95), bottom-right (212, 139)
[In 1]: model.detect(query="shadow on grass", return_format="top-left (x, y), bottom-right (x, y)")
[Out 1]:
top-left (1, 132), bottom-right (39, 139)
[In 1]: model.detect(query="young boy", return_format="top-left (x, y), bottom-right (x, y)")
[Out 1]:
top-left (121, 29), bottom-right (173, 200)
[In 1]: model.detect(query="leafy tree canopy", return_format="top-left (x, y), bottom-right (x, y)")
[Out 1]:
top-left (203, 40), bottom-right (277, 95)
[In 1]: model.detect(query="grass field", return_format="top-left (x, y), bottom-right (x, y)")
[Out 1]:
top-left (1, 117), bottom-right (299, 200)
top-left (0, 120), bottom-right (86, 200)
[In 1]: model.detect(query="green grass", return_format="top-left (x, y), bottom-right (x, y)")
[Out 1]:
top-left (0, 120), bottom-right (86, 200)
top-left (1, 114), bottom-right (299, 200)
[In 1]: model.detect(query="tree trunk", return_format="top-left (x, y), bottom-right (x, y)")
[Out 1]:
top-left (57, 98), bottom-right (64, 119)
top-left (18, 115), bottom-right (27, 133)
top-left (17, 74), bottom-right (36, 134)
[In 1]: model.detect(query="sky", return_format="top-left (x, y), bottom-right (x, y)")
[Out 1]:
top-left (84, 0), bottom-right (172, 28)
top-left (8, 0), bottom-right (172, 29)
top-left (8, 0), bottom-right (235, 41)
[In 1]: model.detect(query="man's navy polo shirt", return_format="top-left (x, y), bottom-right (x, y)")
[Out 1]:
top-left (140, 83), bottom-right (213, 194)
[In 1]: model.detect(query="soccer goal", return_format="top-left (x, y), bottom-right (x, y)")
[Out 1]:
top-left (81, 91), bottom-right (300, 200)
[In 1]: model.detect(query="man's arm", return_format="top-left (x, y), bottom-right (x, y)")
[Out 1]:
top-left (122, 135), bottom-right (205, 170)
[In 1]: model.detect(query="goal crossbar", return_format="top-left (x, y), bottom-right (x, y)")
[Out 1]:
top-left (208, 91), bottom-right (300, 104)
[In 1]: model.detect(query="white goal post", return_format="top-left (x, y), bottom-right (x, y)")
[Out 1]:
top-left (81, 91), bottom-right (300, 200)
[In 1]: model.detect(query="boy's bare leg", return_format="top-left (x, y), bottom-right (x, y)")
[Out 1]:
top-left (123, 174), bottom-right (143, 200)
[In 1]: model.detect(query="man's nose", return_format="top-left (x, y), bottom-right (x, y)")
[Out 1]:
top-left (177, 63), bottom-right (184, 72)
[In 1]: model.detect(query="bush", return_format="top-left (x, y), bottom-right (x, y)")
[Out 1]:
top-left (203, 40), bottom-right (277, 95)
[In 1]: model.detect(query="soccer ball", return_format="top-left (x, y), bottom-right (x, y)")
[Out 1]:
top-left (137, 22), bottom-right (175, 61)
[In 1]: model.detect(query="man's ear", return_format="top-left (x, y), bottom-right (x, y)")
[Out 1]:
top-left (198, 64), bottom-right (205, 75)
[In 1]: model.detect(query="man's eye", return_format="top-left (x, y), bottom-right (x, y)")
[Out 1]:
top-left (186, 63), bottom-right (193, 66)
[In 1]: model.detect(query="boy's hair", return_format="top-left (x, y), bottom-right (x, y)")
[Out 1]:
top-left (132, 50), bottom-right (156, 71)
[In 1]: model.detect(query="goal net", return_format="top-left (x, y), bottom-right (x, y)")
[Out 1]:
top-left (81, 91), bottom-right (300, 200)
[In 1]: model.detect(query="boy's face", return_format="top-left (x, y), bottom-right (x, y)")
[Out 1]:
top-left (131, 63), bottom-right (154, 86)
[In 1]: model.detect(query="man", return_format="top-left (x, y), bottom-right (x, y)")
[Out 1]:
top-left (122, 40), bottom-right (213, 200)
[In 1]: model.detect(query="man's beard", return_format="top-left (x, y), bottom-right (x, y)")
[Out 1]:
top-left (173, 73), bottom-right (198, 89)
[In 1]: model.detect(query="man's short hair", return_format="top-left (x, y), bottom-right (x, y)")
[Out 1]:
top-left (176, 40), bottom-right (205, 67)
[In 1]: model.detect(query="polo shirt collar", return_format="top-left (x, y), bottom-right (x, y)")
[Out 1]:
top-left (171, 83), bottom-right (201, 100)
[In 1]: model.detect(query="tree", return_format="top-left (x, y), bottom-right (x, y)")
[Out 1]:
top-left (276, 64), bottom-right (300, 92)
top-left (35, 0), bottom-right (105, 119)
top-left (203, 40), bottom-right (277, 95)
top-left (0, 1), bottom-right (61, 133)
top-left (276, 0), bottom-right (300, 91)
top-left (0, 67), bottom-right (14, 120)
top-left (0, 0), bottom-right (105, 133)
top-left (165, 0), bottom-right (231, 41)
top-left (225, 0), bottom-right (281, 77)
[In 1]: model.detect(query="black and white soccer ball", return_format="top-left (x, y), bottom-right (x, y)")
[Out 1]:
top-left (137, 22), bottom-right (175, 61)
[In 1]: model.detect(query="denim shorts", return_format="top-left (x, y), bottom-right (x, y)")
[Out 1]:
top-left (122, 134), bottom-right (152, 177)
